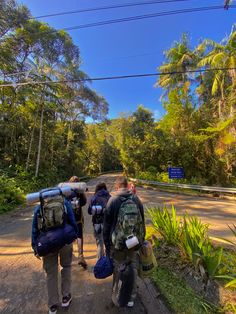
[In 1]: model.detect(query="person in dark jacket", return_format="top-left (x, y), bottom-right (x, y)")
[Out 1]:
top-left (31, 199), bottom-right (78, 314)
top-left (103, 176), bottom-right (146, 308)
top-left (67, 176), bottom-right (87, 269)
top-left (88, 182), bottom-right (111, 259)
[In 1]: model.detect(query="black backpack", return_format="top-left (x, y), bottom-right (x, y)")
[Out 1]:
top-left (92, 195), bottom-right (108, 225)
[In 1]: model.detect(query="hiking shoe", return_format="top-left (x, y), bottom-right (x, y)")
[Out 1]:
top-left (127, 301), bottom-right (134, 308)
top-left (62, 294), bottom-right (72, 308)
top-left (78, 256), bottom-right (87, 269)
top-left (49, 305), bottom-right (57, 314)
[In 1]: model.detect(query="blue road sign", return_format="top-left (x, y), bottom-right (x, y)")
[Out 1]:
top-left (168, 167), bottom-right (184, 179)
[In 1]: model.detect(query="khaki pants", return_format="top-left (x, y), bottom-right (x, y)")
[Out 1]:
top-left (43, 244), bottom-right (73, 307)
top-left (112, 250), bottom-right (138, 304)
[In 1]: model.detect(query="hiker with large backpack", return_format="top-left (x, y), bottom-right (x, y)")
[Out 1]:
top-left (66, 176), bottom-right (87, 269)
top-left (31, 188), bottom-right (79, 314)
top-left (103, 176), bottom-right (146, 308)
top-left (88, 182), bottom-right (111, 259)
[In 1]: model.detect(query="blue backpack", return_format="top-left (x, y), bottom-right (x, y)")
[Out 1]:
top-left (35, 188), bottom-right (77, 256)
top-left (94, 256), bottom-right (114, 279)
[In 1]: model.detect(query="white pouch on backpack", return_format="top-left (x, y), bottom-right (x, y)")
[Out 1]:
top-left (92, 205), bottom-right (103, 215)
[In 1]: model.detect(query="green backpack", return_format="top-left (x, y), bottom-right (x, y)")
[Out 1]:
top-left (112, 195), bottom-right (145, 250)
top-left (39, 194), bottom-right (65, 231)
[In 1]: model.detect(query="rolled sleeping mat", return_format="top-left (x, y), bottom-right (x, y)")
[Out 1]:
top-left (26, 186), bottom-right (72, 204)
top-left (58, 182), bottom-right (87, 193)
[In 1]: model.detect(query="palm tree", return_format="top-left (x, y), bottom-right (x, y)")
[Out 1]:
top-left (156, 34), bottom-right (197, 93)
top-left (197, 25), bottom-right (236, 118)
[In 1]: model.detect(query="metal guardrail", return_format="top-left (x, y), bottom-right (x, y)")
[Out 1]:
top-left (130, 178), bottom-right (236, 195)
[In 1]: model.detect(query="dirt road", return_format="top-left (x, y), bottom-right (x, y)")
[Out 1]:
top-left (0, 173), bottom-right (235, 314)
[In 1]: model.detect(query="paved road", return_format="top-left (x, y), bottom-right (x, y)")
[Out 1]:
top-left (0, 174), bottom-right (169, 314)
top-left (137, 185), bottom-right (236, 242)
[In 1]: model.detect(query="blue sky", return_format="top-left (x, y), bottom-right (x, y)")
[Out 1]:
top-left (20, 0), bottom-right (235, 120)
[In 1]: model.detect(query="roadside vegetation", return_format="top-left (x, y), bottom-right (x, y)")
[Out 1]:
top-left (146, 206), bottom-right (236, 313)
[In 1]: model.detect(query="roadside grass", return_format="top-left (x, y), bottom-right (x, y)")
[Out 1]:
top-left (146, 205), bottom-right (236, 313)
top-left (218, 249), bottom-right (236, 279)
top-left (216, 231), bottom-right (236, 294)
top-left (152, 266), bottom-right (217, 314)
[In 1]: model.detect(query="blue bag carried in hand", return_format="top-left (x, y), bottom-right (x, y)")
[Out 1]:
top-left (94, 256), bottom-right (114, 279)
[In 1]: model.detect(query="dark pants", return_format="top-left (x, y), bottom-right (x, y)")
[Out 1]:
top-left (111, 249), bottom-right (138, 305)
top-left (77, 221), bottom-right (83, 239)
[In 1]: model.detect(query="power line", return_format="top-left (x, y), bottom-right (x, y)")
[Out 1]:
top-left (40, 5), bottom-right (236, 33)
top-left (1, 4), bottom-right (235, 44)
top-left (32, 0), bottom-right (195, 19)
top-left (0, 67), bottom-right (235, 88)
top-left (1, 4), bottom-right (234, 78)
top-left (0, 51), bottom-right (160, 78)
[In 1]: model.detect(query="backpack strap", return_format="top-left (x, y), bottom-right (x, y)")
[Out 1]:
top-left (39, 192), bottom-right (45, 228)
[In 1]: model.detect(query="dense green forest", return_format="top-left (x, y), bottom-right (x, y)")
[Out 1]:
top-left (0, 1), bottom-right (235, 211)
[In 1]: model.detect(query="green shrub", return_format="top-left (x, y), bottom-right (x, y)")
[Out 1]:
top-left (138, 171), bottom-right (157, 181)
top-left (202, 246), bottom-right (223, 278)
top-left (147, 205), bottom-right (181, 246)
top-left (180, 215), bottom-right (223, 278)
top-left (156, 172), bottom-right (169, 182)
top-left (180, 216), bottom-right (222, 277)
top-left (216, 226), bottom-right (236, 288)
top-left (136, 172), bottom-right (209, 185)
top-left (148, 206), bottom-right (223, 278)
top-left (0, 175), bottom-right (24, 213)
top-left (0, 166), bottom-right (70, 213)
top-left (146, 166), bottom-right (158, 173)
